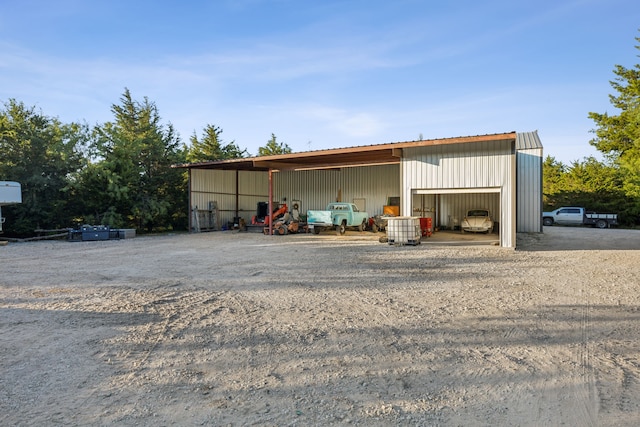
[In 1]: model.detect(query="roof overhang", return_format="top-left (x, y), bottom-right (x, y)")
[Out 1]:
top-left (173, 132), bottom-right (517, 172)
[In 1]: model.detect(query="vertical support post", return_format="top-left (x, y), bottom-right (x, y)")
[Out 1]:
top-left (436, 194), bottom-right (440, 229)
top-left (188, 168), bottom-right (192, 232)
top-left (268, 169), bottom-right (273, 236)
top-left (509, 141), bottom-right (517, 248)
top-left (235, 169), bottom-right (239, 220)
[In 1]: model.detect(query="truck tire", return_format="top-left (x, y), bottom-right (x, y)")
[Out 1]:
top-left (543, 217), bottom-right (554, 226)
top-left (336, 222), bottom-right (346, 235)
top-left (596, 219), bottom-right (607, 229)
top-left (313, 227), bottom-right (321, 235)
top-left (359, 220), bottom-right (366, 232)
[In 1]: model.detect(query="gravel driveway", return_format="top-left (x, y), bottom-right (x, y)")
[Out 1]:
top-left (1, 226), bottom-right (639, 425)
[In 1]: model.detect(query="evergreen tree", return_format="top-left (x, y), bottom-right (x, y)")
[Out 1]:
top-left (542, 156), bottom-right (568, 208)
top-left (565, 157), bottom-right (626, 212)
top-left (542, 155), bottom-right (634, 223)
top-left (80, 89), bottom-right (187, 231)
top-left (0, 99), bottom-right (87, 235)
top-left (187, 124), bottom-right (247, 162)
top-left (588, 33), bottom-right (640, 209)
top-left (258, 133), bottom-right (292, 156)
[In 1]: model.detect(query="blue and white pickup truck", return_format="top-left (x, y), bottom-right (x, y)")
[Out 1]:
top-left (307, 202), bottom-right (369, 235)
top-left (542, 207), bottom-right (618, 228)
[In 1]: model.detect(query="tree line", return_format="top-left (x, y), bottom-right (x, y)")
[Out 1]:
top-left (543, 34), bottom-right (640, 226)
top-left (2, 34), bottom-right (640, 236)
top-left (0, 89), bottom-right (291, 237)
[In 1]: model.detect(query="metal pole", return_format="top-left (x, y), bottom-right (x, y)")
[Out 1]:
top-left (235, 169), bottom-right (239, 220)
top-left (188, 169), bottom-right (192, 232)
top-left (268, 169), bottom-right (273, 236)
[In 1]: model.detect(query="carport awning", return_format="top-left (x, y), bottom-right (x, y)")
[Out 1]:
top-left (173, 132), bottom-right (516, 172)
top-left (414, 187), bottom-right (501, 194)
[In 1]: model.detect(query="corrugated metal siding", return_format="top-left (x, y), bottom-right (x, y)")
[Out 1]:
top-left (515, 131), bottom-right (543, 233)
top-left (516, 148), bottom-right (543, 232)
top-left (515, 130), bottom-right (543, 150)
top-left (411, 193), bottom-right (437, 217)
top-left (402, 140), bottom-right (515, 247)
top-left (190, 169), bottom-right (269, 226)
top-left (274, 169), bottom-right (341, 212)
top-left (191, 165), bottom-right (400, 225)
top-left (274, 164), bottom-right (399, 216)
top-left (436, 193), bottom-right (501, 230)
top-left (187, 133), bottom-right (541, 245)
top-left (403, 141), bottom-right (512, 189)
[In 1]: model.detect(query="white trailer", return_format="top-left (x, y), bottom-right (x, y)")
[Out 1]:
top-left (1, 181), bottom-right (22, 232)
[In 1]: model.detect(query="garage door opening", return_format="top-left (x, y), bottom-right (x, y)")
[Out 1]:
top-left (412, 188), bottom-right (502, 245)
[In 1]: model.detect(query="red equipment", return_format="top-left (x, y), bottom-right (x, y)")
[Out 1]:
top-left (251, 202), bottom-right (288, 226)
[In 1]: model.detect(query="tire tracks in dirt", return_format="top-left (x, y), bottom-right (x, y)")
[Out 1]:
top-left (574, 279), bottom-right (599, 426)
top-left (112, 289), bottom-right (225, 379)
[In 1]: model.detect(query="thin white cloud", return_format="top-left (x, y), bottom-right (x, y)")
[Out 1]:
top-left (296, 105), bottom-right (385, 138)
top-left (1, 0), bottom-right (633, 166)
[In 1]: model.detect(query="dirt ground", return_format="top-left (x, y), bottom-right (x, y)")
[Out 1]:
top-left (1, 226), bottom-right (640, 426)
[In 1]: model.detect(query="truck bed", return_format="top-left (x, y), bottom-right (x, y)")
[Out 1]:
top-left (585, 213), bottom-right (617, 220)
top-left (585, 212), bottom-right (618, 226)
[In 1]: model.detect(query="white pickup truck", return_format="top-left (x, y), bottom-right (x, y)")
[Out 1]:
top-left (542, 207), bottom-right (618, 229)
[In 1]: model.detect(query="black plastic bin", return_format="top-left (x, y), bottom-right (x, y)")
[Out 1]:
top-left (81, 225), bottom-right (110, 241)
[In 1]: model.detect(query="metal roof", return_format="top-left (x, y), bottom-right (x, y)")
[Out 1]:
top-left (515, 130), bottom-right (543, 150)
top-left (173, 131), bottom-right (519, 172)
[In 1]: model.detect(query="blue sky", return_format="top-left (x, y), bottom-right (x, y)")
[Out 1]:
top-left (1, 0), bottom-right (639, 164)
